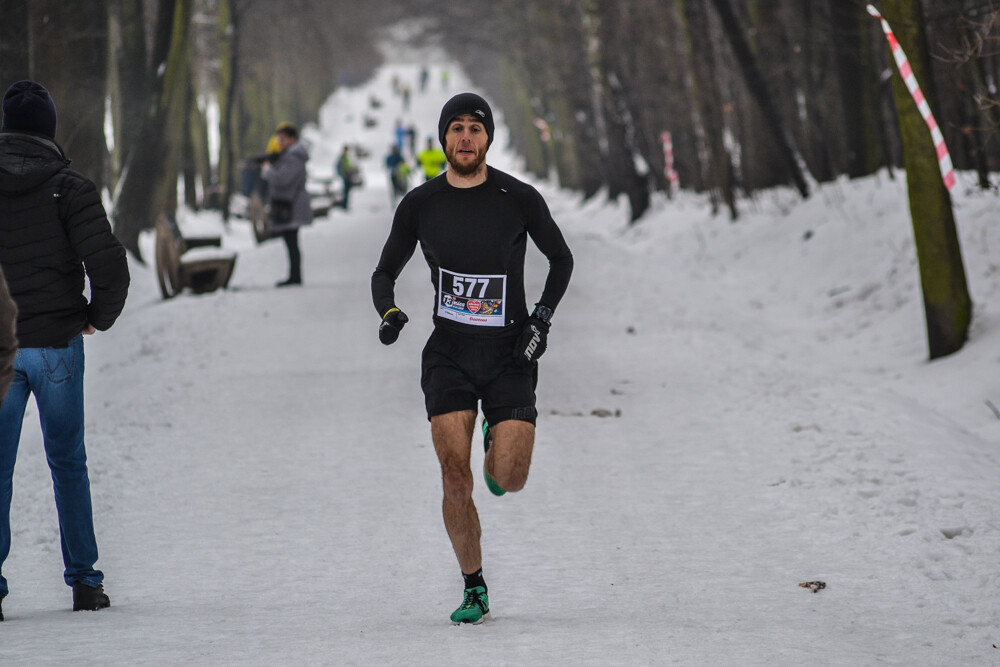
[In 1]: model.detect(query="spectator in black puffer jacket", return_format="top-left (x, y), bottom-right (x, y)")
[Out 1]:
top-left (0, 80), bottom-right (129, 621)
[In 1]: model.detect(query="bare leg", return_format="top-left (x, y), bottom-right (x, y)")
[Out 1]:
top-left (484, 420), bottom-right (535, 493)
top-left (431, 410), bottom-right (480, 573)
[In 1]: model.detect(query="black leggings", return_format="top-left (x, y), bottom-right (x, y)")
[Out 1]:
top-left (281, 229), bottom-right (301, 281)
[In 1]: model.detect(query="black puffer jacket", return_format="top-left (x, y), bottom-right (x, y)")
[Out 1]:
top-left (0, 132), bottom-right (129, 347)
top-left (0, 265), bottom-right (16, 402)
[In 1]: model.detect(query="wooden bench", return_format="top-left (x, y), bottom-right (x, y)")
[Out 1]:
top-left (307, 176), bottom-right (338, 218)
top-left (155, 213), bottom-right (237, 299)
top-left (248, 178), bottom-right (343, 244)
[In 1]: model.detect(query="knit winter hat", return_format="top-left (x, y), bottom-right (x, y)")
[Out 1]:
top-left (438, 92), bottom-right (493, 149)
top-left (2, 80), bottom-right (58, 139)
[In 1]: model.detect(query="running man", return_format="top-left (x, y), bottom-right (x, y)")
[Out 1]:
top-left (371, 93), bottom-right (573, 624)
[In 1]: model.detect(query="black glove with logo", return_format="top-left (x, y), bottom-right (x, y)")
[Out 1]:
top-left (513, 304), bottom-right (553, 366)
top-left (378, 308), bottom-right (408, 345)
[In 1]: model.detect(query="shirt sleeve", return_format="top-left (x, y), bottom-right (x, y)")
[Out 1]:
top-left (524, 188), bottom-right (573, 312)
top-left (371, 195), bottom-right (419, 317)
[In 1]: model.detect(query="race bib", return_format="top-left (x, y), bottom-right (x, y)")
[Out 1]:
top-left (437, 268), bottom-right (506, 326)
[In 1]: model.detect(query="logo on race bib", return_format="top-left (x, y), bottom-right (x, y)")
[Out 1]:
top-left (467, 300), bottom-right (482, 314)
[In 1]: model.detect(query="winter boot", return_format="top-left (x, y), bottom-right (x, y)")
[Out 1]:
top-left (73, 582), bottom-right (111, 612)
top-left (450, 586), bottom-right (490, 624)
top-left (481, 420), bottom-right (506, 496)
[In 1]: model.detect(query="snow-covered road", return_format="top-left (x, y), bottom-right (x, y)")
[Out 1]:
top-left (3, 55), bottom-right (998, 666)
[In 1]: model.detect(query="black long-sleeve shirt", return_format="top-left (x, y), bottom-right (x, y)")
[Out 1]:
top-left (372, 167), bottom-right (573, 337)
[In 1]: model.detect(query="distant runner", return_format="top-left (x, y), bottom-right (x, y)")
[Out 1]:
top-left (416, 137), bottom-right (447, 181)
top-left (371, 93), bottom-right (573, 624)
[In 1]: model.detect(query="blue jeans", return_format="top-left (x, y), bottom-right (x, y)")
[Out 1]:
top-left (0, 334), bottom-right (103, 597)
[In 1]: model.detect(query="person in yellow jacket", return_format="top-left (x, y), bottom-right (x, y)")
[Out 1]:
top-left (416, 137), bottom-right (447, 181)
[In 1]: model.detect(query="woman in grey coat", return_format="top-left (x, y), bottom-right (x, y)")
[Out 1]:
top-left (261, 124), bottom-right (312, 286)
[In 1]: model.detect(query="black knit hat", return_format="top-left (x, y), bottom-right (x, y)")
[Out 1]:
top-left (438, 92), bottom-right (494, 149)
top-left (2, 80), bottom-right (58, 139)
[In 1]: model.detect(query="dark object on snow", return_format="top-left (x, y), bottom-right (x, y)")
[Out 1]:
top-left (155, 213), bottom-right (236, 299)
top-left (798, 581), bottom-right (826, 593)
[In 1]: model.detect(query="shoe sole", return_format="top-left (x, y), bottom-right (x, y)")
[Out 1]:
top-left (483, 462), bottom-right (506, 496)
top-left (451, 610), bottom-right (491, 626)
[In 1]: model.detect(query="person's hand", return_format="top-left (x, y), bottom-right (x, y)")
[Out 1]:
top-left (513, 317), bottom-right (549, 366)
top-left (82, 323), bottom-right (97, 335)
top-left (379, 308), bottom-right (408, 345)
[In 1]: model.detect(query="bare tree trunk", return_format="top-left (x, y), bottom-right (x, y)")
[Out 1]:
top-left (218, 0), bottom-right (237, 221)
top-left (0, 0), bottom-right (30, 85)
top-left (31, 1), bottom-right (109, 191)
top-left (829, 0), bottom-right (885, 178)
top-left (709, 0), bottom-right (810, 198)
top-left (584, 0), bottom-right (650, 222)
top-left (113, 0), bottom-right (194, 260)
top-left (678, 0), bottom-right (737, 218)
top-left (111, 0), bottom-right (150, 193)
top-left (881, 0), bottom-right (972, 360)
top-left (182, 75), bottom-right (199, 210)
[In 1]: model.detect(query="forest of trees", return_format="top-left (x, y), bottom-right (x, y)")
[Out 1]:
top-left (454, 0), bottom-right (1000, 221)
top-left (1, 0), bottom-right (996, 356)
top-left (0, 0), bottom-right (395, 258)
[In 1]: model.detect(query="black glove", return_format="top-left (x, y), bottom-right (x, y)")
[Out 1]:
top-left (513, 304), bottom-right (553, 366)
top-left (378, 308), bottom-right (408, 345)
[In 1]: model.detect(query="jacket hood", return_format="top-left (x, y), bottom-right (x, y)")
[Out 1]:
top-left (0, 132), bottom-right (69, 194)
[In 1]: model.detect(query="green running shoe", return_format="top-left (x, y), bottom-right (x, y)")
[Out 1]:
top-left (450, 586), bottom-right (490, 624)
top-left (482, 420), bottom-right (506, 496)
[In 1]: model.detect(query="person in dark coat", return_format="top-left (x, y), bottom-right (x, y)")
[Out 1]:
top-left (261, 123), bottom-right (312, 286)
top-left (0, 80), bottom-right (130, 620)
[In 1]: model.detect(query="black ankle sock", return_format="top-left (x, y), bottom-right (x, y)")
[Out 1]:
top-left (463, 568), bottom-right (487, 592)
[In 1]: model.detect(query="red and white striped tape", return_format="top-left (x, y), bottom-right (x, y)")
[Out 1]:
top-left (660, 131), bottom-right (679, 184)
top-left (867, 4), bottom-right (955, 191)
top-left (532, 117), bottom-right (551, 142)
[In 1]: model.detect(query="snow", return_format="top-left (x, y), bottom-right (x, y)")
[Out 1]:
top-left (3, 48), bottom-right (999, 666)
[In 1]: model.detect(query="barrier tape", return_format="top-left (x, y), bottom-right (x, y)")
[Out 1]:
top-left (532, 117), bottom-right (551, 143)
top-left (660, 131), bottom-right (679, 184)
top-left (867, 4), bottom-right (956, 191)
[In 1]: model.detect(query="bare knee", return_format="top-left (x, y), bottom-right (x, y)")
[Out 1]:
top-left (431, 410), bottom-right (477, 504)
top-left (492, 460), bottom-right (528, 493)
top-left (487, 420), bottom-right (534, 493)
top-left (442, 465), bottom-right (474, 504)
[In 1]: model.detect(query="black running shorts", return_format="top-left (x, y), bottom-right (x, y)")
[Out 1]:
top-left (421, 327), bottom-right (538, 426)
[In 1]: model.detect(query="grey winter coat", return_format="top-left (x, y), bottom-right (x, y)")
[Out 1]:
top-left (261, 141), bottom-right (312, 233)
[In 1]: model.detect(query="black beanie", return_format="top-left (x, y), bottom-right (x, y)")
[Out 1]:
top-left (2, 80), bottom-right (58, 139)
top-left (438, 92), bottom-right (494, 149)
